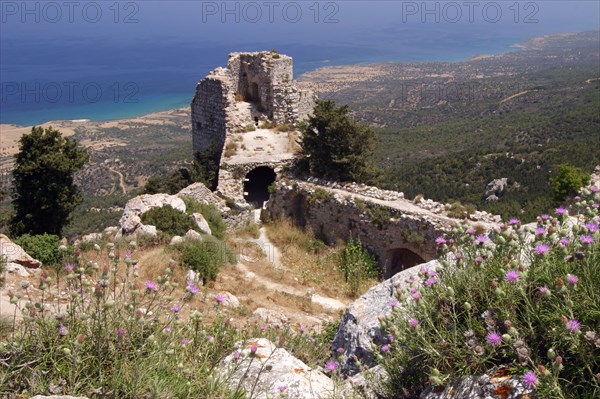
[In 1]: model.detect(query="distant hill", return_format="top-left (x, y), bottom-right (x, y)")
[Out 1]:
top-left (299, 31), bottom-right (600, 221)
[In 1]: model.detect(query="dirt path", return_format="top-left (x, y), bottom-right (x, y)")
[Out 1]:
top-left (108, 167), bottom-right (127, 194)
top-left (500, 90), bottom-right (531, 104)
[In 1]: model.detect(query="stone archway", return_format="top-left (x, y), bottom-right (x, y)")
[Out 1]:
top-left (386, 247), bottom-right (426, 276)
top-left (243, 166), bottom-right (276, 208)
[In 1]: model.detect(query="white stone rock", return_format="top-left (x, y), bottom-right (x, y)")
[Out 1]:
top-left (119, 194), bottom-right (186, 235)
top-left (218, 338), bottom-right (334, 399)
top-left (0, 234), bottom-right (42, 269)
top-left (253, 307), bottom-right (288, 326)
top-left (185, 229), bottom-right (203, 241)
top-left (6, 262), bottom-right (31, 277)
top-left (192, 213), bottom-right (212, 235)
top-left (170, 236), bottom-right (184, 246)
top-left (216, 291), bottom-right (240, 308)
top-left (137, 224), bottom-right (157, 237)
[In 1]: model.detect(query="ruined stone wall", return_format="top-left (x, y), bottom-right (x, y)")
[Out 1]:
top-left (262, 180), bottom-right (450, 277)
top-left (191, 68), bottom-right (232, 163)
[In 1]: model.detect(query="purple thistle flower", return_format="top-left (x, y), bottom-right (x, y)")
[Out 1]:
top-left (425, 277), bottom-right (437, 287)
top-left (475, 256), bottom-right (484, 265)
top-left (145, 280), bottom-right (157, 292)
top-left (566, 319), bottom-right (581, 333)
top-left (186, 280), bottom-right (199, 295)
top-left (381, 344), bottom-right (390, 353)
top-left (163, 326), bottom-right (172, 333)
top-left (538, 286), bottom-right (549, 294)
top-left (475, 235), bottom-right (488, 245)
top-left (388, 299), bottom-right (399, 308)
top-left (505, 270), bottom-right (519, 283)
top-left (250, 345), bottom-right (258, 354)
top-left (388, 335), bottom-right (395, 343)
top-left (58, 325), bottom-right (67, 336)
top-left (580, 235), bottom-right (594, 244)
top-left (534, 227), bottom-right (546, 236)
top-left (117, 328), bottom-right (126, 336)
top-left (411, 290), bottom-right (422, 301)
top-left (534, 243), bottom-right (550, 255)
top-left (277, 386), bottom-right (287, 392)
top-left (325, 360), bottom-right (339, 372)
top-left (180, 339), bottom-right (190, 345)
top-left (555, 207), bottom-right (567, 215)
top-left (591, 186), bottom-right (599, 193)
top-left (435, 237), bottom-right (446, 245)
top-left (232, 350), bottom-right (241, 359)
top-left (64, 263), bottom-right (74, 272)
top-left (486, 332), bottom-right (502, 346)
top-left (566, 274), bottom-right (579, 285)
top-left (522, 371), bottom-right (538, 388)
top-left (408, 318), bottom-right (419, 328)
top-left (540, 214), bottom-right (550, 220)
top-left (336, 347), bottom-right (345, 355)
top-left (559, 238), bottom-right (570, 247)
top-left (466, 228), bottom-right (476, 235)
top-left (508, 218), bottom-right (520, 226)
top-left (171, 305), bottom-right (181, 313)
top-left (585, 222), bottom-right (599, 233)
top-left (214, 293), bottom-right (225, 304)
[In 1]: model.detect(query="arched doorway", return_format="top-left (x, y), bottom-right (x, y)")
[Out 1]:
top-left (386, 248), bottom-right (426, 276)
top-left (243, 166), bottom-right (276, 208)
top-left (250, 82), bottom-right (260, 103)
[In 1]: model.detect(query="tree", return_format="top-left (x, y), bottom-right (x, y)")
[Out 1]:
top-left (299, 99), bottom-right (379, 183)
top-left (10, 126), bottom-right (89, 236)
top-left (550, 163), bottom-right (590, 201)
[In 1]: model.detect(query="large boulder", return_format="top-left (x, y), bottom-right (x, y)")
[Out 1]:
top-left (0, 234), bottom-right (42, 277)
top-left (218, 338), bottom-right (334, 399)
top-left (332, 260), bottom-right (440, 375)
top-left (119, 194), bottom-right (186, 235)
top-left (192, 212), bottom-right (212, 235)
top-left (178, 183), bottom-right (227, 212)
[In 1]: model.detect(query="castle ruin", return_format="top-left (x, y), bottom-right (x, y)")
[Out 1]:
top-left (191, 51), bottom-right (315, 201)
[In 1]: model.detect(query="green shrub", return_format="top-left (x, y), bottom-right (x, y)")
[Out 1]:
top-left (446, 201), bottom-right (476, 219)
top-left (14, 233), bottom-right (62, 266)
top-left (550, 163), bottom-right (591, 201)
top-left (0, 255), bottom-right (5, 287)
top-left (177, 237), bottom-right (235, 282)
top-left (140, 205), bottom-right (196, 237)
top-left (339, 237), bottom-right (379, 297)
top-left (181, 198), bottom-right (226, 240)
top-left (380, 187), bottom-right (600, 398)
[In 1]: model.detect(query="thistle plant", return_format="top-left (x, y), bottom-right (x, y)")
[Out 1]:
top-left (379, 185), bottom-right (600, 398)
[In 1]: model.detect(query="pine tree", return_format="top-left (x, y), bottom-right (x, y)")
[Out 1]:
top-left (10, 126), bottom-right (89, 236)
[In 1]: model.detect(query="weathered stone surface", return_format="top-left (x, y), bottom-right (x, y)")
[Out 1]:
top-left (340, 365), bottom-right (388, 399)
top-left (483, 178), bottom-right (512, 201)
top-left (218, 338), bottom-right (334, 399)
top-left (136, 224), bottom-right (157, 237)
top-left (0, 234), bottom-right (42, 269)
top-left (192, 213), bottom-right (212, 235)
top-left (170, 236), bottom-right (184, 246)
top-left (332, 260), bottom-right (440, 375)
top-left (178, 183), bottom-right (227, 212)
top-left (253, 307), bottom-right (288, 327)
top-left (419, 366), bottom-right (535, 399)
top-left (119, 194), bottom-right (186, 235)
top-left (216, 291), bottom-right (240, 308)
top-left (185, 229), bottom-right (203, 241)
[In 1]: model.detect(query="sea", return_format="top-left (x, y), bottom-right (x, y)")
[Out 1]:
top-left (1, 1), bottom-right (598, 126)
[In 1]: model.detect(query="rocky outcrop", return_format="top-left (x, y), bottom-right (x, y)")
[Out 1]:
top-left (118, 194), bottom-right (186, 235)
top-left (177, 182), bottom-right (227, 212)
top-left (218, 338), bottom-right (334, 399)
top-left (419, 366), bottom-right (534, 399)
top-left (0, 234), bottom-right (42, 277)
top-left (483, 178), bottom-right (516, 202)
top-left (192, 213), bottom-right (212, 235)
top-left (332, 260), bottom-right (440, 375)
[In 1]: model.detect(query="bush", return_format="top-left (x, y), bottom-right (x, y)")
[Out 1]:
top-left (550, 163), bottom-right (591, 201)
top-left (339, 237), bottom-right (379, 297)
top-left (181, 198), bottom-right (226, 240)
top-left (14, 233), bottom-right (62, 266)
top-left (177, 237), bottom-right (235, 282)
top-left (380, 186), bottom-right (600, 398)
top-left (0, 255), bottom-right (5, 287)
top-left (140, 205), bottom-right (196, 237)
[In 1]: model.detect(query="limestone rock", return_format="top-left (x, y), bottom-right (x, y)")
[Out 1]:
top-left (178, 182), bottom-right (228, 212)
top-left (218, 338), bottom-right (334, 399)
top-left (340, 365), bottom-right (388, 399)
top-left (253, 307), bottom-right (288, 327)
top-left (419, 366), bottom-right (534, 399)
top-left (170, 236), bottom-right (184, 246)
top-left (0, 234), bottom-right (42, 269)
top-left (136, 224), bottom-right (157, 237)
top-left (484, 178), bottom-right (510, 200)
top-left (216, 291), bottom-right (240, 308)
top-left (119, 194), bottom-right (186, 235)
top-left (192, 213), bottom-right (212, 235)
top-left (332, 260), bottom-right (440, 375)
top-left (185, 229), bottom-right (203, 241)
top-left (6, 263), bottom-right (31, 277)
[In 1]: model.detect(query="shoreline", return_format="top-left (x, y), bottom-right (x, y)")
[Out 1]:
top-left (1, 30), bottom-right (593, 129)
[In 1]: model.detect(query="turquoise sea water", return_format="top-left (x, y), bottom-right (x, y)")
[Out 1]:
top-left (1, 1), bottom-right (598, 125)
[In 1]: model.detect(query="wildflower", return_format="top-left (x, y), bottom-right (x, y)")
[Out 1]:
top-left (454, 252), bottom-right (463, 260)
top-left (408, 318), bottom-right (419, 328)
top-left (566, 319), bottom-right (581, 333)
top-left (486, 332), bottom-right (502, 346)
top-left (540, 214), bottom-right (550, 220)
top-left (336, 347), bottom-right (345, 355)
top-left (145, 280), bottom-right (157, 292)
top-left (538, 286), bottom-right (550, 296)
top-left (435, 237), bottom-right (446, 245)
top-left (163, 326), bottom-right (172, 333)
top-left (64, 263), bottom-right (75, 272)
top-left (299, 325), bottom-right (306, 334)
top-left (585, 222), bottom-right (599, 233)
top-left (214, 293), bottom-right (225, 304)
top-left (171, 305), bottom-right (181, 313)
top-left (566, 274), bottom-right (579, 285)
top-left (534, 243), bottom-right (550, 255)
top-left (388, 335), bottom-right (395, 343)
top-left (475, 235), bottom-right (488, 245)
top-left (466, 228), bottom-right (476, 235)
top-left (207, 335), bottom-right (214, 342)
top-left (559, 238), bottom-right (570, 247)
top-left (555, 207), bottom-right (567, 216)
top-left (410, 290), bottom-right (422, 301)
top-left (277, 386), bottom-right (287, 392)
top-left (117, 328), bottom-right (126, 336)
top-left (475, 256), bottom-right (484, 265)
top-left (186, 280), bottom-right (199, 295)
top-left (508, 218), bottom-right (520, 226)
top-left (232, 350), bottom-right (241, 359)
top-left (580, 235), bottom-right (594, 244)
top-left (180, 339), bottom-right (190, 345)
top-left (522, 371), bottom-right (538, 388)
top-left (58, 325), bottom-right (67, 336)
top-left (425, 277), bottom-right (437, 287)
top-left (381, 344), bottom-right (390, 353)
top-left (534, 227), bottom-right (546, 236)
top-left (325, 360), bottom-right (339, 372)
top-left (505, 270), bottom-right (519, 283)
top-left (250, 345), bottom-right (258, 354)
top-left (387, 299), bottom-right (399, 308)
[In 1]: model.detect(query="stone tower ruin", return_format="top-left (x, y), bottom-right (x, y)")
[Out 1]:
top-left (191, 51), bottom-right (315, 192)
